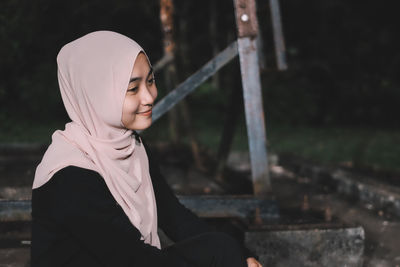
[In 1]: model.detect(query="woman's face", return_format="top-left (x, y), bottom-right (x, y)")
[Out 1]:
top-left (122, 52), bottom-right (158, 130)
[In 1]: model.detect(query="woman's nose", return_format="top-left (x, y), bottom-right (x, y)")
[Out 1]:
top-left (140, 85), bottom-right (155, 105)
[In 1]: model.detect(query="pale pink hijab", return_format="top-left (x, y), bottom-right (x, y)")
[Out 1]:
top-left (33, 31), bottom-right (161, 249)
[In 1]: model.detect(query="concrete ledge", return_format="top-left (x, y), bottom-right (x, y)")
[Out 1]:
top-left (177, 195), bottom-right (279, 220)
top-left (245, 224), bottom-right (365, 267)
top-left (0, 195), bottom-right (279, 221)
top-left (332, 169), bottom-right (400, 217)
top-left (0, 200), bottom-right (31, 221)
top-left (279, 156), bottom-right (400, 218)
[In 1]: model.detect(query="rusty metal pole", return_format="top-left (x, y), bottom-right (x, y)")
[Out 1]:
top-left (160, 0), bottom-right (205, 168)
top-left (160, 0), bottom-right (180, 143)
top-left (233, 0), bottom-right (271, 195)
top-left (269, 0), bottom-right (288, 70)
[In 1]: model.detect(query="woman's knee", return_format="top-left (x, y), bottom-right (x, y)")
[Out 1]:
top-left (203, 232), bottom-right (247, 267)
top-left (168, 232), bottom-right (247, 267)
top-left (202, 232), bottom-right (243, 254)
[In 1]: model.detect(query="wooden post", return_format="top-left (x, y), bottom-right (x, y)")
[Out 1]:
top-left (233, 0), bottom-right (271, 195)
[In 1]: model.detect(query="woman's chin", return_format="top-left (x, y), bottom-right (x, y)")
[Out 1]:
top-left (130, 121), bottom-right (152, 131)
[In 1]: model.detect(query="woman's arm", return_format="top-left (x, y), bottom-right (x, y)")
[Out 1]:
top-left (143, 140), bottom-right (216, 240)
top-left (47, 166), bottom-right (189, 267)
top-left (142, 140), bottom-right (259, 261)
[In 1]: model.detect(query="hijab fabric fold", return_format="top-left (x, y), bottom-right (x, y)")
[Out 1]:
top-left (33, 31), bottom-right (161, 249)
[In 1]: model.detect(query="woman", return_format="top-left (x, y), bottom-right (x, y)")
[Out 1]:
top-left (31, 31), bottom-right (262, 267)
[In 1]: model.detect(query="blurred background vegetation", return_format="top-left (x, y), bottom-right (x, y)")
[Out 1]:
top-left (0, 0), bottom-right (399, 174)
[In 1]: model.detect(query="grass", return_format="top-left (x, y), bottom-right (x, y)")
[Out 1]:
top-left (232, 121), bottom-right (400, 174)
top-left (0, 118), bottom-right (65, 144)
top-left (1, 106), bottom-right (399, 176)
top-left (267, 126), bottom-right (400, 173)
top-left (144, 108), bottom-right (400, 174)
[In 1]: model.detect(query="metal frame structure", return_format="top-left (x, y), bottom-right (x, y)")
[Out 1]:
top-left (151, 0), bottom-right (287, 196)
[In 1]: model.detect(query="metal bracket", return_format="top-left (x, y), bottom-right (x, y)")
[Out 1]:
top-left (233, 0), bottom-right (259, 38)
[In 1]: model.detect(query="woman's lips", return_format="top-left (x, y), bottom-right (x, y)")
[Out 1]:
top-left (137, 109), bottom-right (152, 116)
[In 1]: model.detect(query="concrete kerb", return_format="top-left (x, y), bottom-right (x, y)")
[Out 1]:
top-left (279, 156), bottom-right (400, 218)
top-left (245, 225), bottom-right (365, 267)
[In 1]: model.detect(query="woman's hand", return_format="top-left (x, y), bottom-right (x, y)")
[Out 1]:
top-left (246, 257), bottom-right (263, 267)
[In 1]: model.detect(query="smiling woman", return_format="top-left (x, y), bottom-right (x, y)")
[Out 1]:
top-left (122, 53), bottom-right (157, 131)
top-left (30, 31), bottom-right (260, 267)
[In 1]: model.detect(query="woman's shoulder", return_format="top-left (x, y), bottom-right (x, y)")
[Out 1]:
top-left (53, 165), bottom-right (102, 180)
top-left (31, 166), bottom-right (120, 222)
top-left (32, 166), bottom-right (115, 217)
top-left (33, 166), bottom-right (106, 195)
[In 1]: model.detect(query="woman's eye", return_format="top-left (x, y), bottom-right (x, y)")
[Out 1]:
top-left (147, 78), bottom-right (155, 84)
top-left (128, 87), bottom-right (138, 93)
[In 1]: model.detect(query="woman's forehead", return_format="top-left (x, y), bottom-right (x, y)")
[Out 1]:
top-left (130, 53), bottom-right (152, 77)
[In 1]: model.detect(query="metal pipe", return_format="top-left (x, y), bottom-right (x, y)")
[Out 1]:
top-left (151, 41), bottom-right (239, 123)
top-left (269, 0), bottom-right (288, 70)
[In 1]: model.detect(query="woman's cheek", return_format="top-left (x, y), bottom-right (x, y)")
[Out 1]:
top-left (129, 97), bottom-right (140, 114)
top-left (152, 86), bottom-right (158, 100)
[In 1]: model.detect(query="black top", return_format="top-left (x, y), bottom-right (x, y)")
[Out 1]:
top-left (31, 140), bottom-right (257, 266)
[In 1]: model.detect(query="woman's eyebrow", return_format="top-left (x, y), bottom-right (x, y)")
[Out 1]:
top-left (129, 67), bottom-right (154, 83)
top-left (129, 77), bottom-right (140, 83)
top-left (146, 67), bottom-right (154, 78)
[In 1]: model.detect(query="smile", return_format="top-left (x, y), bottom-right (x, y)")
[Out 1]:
top-left (137, 109), bottom-right (152, 116)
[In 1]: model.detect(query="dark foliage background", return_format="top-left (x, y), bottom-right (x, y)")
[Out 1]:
top-left (263, 0), bottom-right (400, 128)
top-left (0, 0), bottom-right (163, 123)
top-left (0, 0), bottom-right (399, 128)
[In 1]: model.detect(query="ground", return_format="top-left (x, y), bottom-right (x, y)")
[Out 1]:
top-left (0, 144), bottom-right (399, 266)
